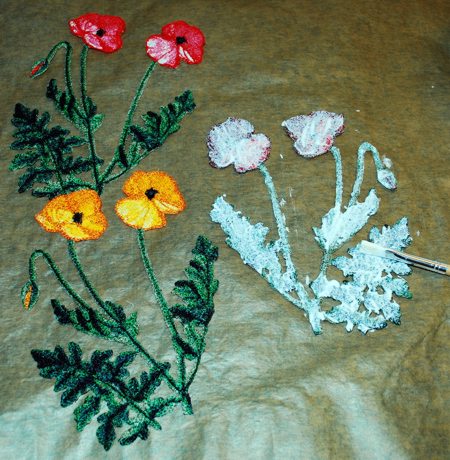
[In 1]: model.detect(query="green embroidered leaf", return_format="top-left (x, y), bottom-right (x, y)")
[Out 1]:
top-left (52, 299), bottom-right (138, 344)
top-left (46, 79), bottom-right (103, 134)
top-left (119, 421), bottom-right (150, 446)
top-left (46, 79), bottom-right (86, 131)
top-left (170, 236), bottom-right (218, 327)
top-left (74, 395), bottom-right (101, 431)
top-left (9, 103), bottom-right (94, 198)
top-left (126, 365), bottom-right (169, 402)
top-left (129, 90), bottom-right (196, 157)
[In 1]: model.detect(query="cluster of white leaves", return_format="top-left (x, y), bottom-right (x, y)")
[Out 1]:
top-left (311, 218), bottom-right (412, 333)
top-left (210, 196), bottom-right (296, 292)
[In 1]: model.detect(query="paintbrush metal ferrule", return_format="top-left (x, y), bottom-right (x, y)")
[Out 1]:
top-left (360, 241), bottom-right (449, 276)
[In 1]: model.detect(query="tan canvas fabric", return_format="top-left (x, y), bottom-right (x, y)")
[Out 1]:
top-left (1, 1), bottom-right (449, 458)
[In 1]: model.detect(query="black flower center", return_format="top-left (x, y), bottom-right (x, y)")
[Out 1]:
top-left (73, 212), bottom-right (83, 224)
top-left (176, 36), bottom-right (187, 44)
top-left (96, 28), bottom-right (106, 37)
top-left (145, 188), bottom-right (158, 200)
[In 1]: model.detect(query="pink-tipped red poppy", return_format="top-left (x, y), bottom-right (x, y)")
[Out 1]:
top-left (146, 20), bottom-right (205, 69)
top-left (69, 13), bottom-right (126, 53)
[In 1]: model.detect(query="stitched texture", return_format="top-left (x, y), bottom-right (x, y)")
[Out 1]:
top-left (210, 114), bottom-right (411, 334)
top-left (10, 14), bottom-right (217, 451)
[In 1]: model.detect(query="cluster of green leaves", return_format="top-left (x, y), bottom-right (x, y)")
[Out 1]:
top-left (46, 78), bottom-right (104, 135)
top-left (30, 236), bottom-right (219, 450)
top-left (31, 342), bottom-right (176, 450)
top-left (9, 103), bottom-right (93, 198)
top-left (125, 90), bottom-right (196, 167)
top-left (52, 299), bottom-right (138, 345)
top-left (170, 236), bottom-right (219, 361)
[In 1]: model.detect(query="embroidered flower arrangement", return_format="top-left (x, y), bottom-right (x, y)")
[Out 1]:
top-left (210, 112), bottom-right (412, 334)
top-left (10, 14), bottom-right (218, 451)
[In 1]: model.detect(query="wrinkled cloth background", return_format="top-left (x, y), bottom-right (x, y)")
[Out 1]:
top-left (0, 1), bottom-right (449, 459)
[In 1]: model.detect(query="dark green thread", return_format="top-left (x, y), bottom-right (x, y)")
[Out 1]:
top-left (12, 31), bottom-right (211, 450)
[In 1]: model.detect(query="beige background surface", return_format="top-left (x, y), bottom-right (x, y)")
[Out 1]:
top-left (0, 1), bottom-right (449, 459)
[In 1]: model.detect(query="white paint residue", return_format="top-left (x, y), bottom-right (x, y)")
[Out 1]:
top-left (382, 156), bottom-right (393, 168)
top-left (281, 111), bottom-right (344, 158)
top-left (279, 198), bottom-right (286, 207)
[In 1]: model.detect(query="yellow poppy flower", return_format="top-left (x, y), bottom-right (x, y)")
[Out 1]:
top-left (35, 189), bottom-right (108, 241)
top-left (115, 171), bottom-right (186, 230)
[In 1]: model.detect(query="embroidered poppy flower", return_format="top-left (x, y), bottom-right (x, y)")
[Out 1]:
top-left (146, 20), bottom-right (205, 69)
top-left (35, 189), bottom-right (108, 241)
top-left (115, 171), bottom-right (186, 230)
top-left (69, 13), bottom-right (126, 53)
top-left (207, 118), bottom-right (271, 173)
top-left (282, 111), bottom-right (345, 158)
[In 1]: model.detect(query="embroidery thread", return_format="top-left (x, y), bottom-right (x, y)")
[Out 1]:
top-left (209, 113), bottom-right (411, 334)
top-left (10, 14), bottom-right (218, 451)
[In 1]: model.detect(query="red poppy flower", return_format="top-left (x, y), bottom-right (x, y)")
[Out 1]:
top-left (69, 13), bottom-right (126, 53)
top-left (146, 20), bottom-right (205, 69)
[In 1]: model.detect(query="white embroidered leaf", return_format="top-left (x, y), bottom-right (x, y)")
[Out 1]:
top-left (311, 218), bottom-right (412, 333)
top-left (210, 196), bottom-right (295, 292)
top-left (313, 189), bottom-right (380, 252)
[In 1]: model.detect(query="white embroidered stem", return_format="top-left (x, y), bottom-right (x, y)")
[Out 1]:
top-left (258, 163), bottom-right (296, 280)
top-left (349, 142), bottom-right (387, 206)
top-left (330, 147), bottom-right (343, 209)
top-left (258, 163), bottom-right (311, 305)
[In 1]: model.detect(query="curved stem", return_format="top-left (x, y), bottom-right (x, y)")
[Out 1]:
top-left (67, 240), bottom-right (180, 391)
top-left (136, 230), bottom-right (179, 340)
top-left (29, 249), bottom-right (90, 310)
top-left (100, 61), bottom-right (157, 183)
top-left (349, 142), bottom-right (384, 207)
top-left (41, 41), bottom-right (75, 97)
top-left (80, 45), bottom-right (101, 192)
top-left (330, 146), bottom-right (343, 209)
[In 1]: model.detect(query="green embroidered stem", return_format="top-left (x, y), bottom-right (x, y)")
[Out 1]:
top-left (184, 329), bottom-right (207, 390)
top-left (80, 45), bottom-right (101, 192)
top-left (39, 41), bottom-right (75, 97)
top-left (67, 240), bottom-right (180, 392)
top-left (100, 61), bottom-right (157, 184)
top-left (136, 230), bottom-right (179, 340)
top-left (349, 142), bottom-right (385, 207)
top-left (29, 249), bottom-right (90, 310)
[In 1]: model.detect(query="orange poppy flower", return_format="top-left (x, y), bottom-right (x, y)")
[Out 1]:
top-left (35, 189), bottom-right (108, 241)
top-left (115, 171), bottom-right (186, 230)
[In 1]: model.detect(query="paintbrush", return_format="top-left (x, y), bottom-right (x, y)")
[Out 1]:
top-left (360, 241), bottom-right (449, 276)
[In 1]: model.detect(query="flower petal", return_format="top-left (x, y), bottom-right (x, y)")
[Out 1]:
top-left (233, 134), bottom-right (271, 173)
top-left (145, 172), bottom-right (186, 214)
top-left (282, 111), bottom-right (345, 158)
top-left (69, 13), bottom-right (125, 53)
top-left (115, 198), bottom-right (166, 230)
top-left (35, 189), bottom-right (107, 241)
top-left (146, 35), bottom-right (180, 68)
top-left (207, 118), bottom-right (256, 169)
